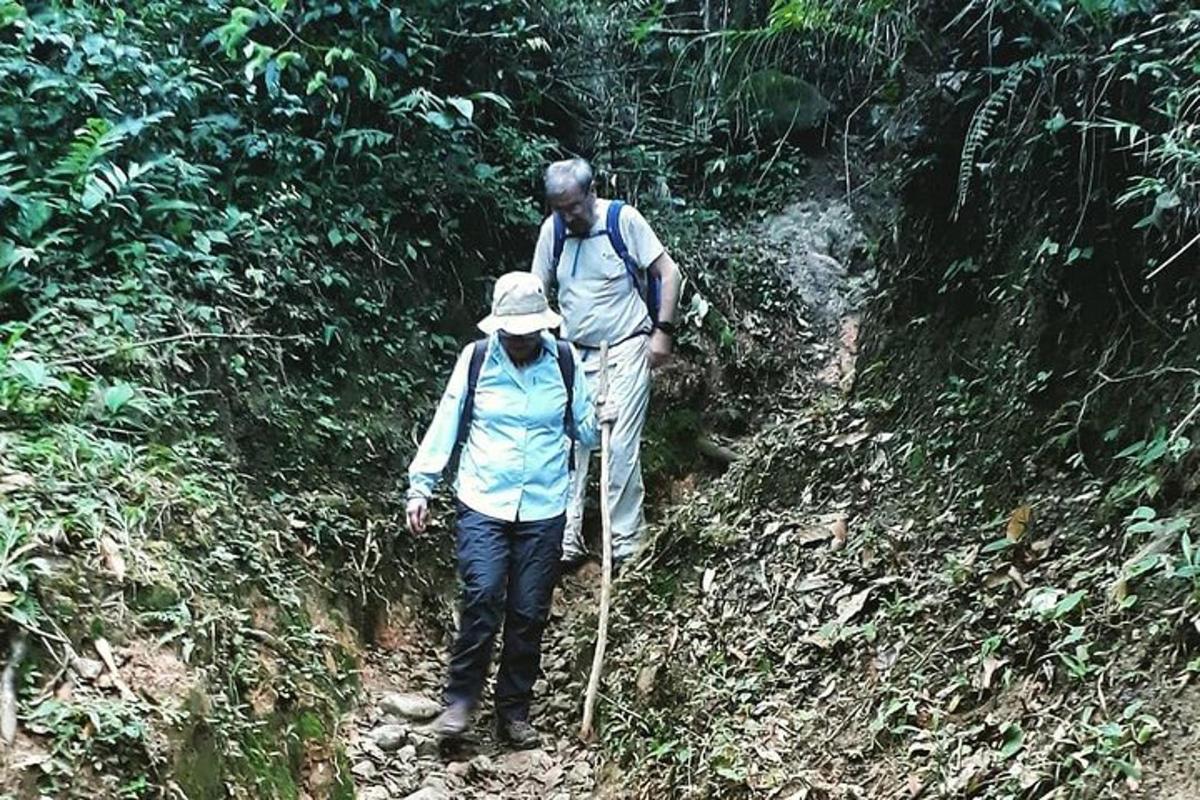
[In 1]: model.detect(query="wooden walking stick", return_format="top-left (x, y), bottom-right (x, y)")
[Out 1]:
top-left (580, 341), bottom-right (613, 741)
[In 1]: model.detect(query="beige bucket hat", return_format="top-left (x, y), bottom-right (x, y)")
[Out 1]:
top-left (477, 272), bottom-right (563, 335)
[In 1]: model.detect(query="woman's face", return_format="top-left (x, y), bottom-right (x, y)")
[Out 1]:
top-left (500, 330), bottom-right (542, 366)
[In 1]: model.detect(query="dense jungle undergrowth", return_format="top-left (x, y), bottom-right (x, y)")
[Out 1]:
top-left (1, 0), bottom-right (1198, 798)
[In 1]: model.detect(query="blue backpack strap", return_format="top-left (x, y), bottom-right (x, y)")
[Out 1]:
top-left (555, 340), bottom-right (577, 471)
top-left (446, 339), bottom-right (488, 478)
top-left (605, 200), bottom-right (640, 289)
top-left (550, 213), bottom-right (567, 272)
top-left (605, 200), bottom-right (661, 323)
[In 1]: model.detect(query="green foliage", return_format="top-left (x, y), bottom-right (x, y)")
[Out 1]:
top-left (0, 1), bottom-right (572, 795)
top-left (955, 57), bottom-right (1067, 215)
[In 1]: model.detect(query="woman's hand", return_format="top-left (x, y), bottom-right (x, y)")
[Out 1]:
top-left (407, 497), bottom-right (430, 534)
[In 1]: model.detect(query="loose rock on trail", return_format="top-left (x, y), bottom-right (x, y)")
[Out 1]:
top-left (348, 575), bottom-right (605, 799)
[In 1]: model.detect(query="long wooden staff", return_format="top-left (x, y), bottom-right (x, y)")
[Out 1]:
top-left (580, 341), bottom-right (613, 741)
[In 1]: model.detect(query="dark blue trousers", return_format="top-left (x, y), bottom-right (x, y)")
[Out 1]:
top-left (445, 501), bottom-right (564, 722)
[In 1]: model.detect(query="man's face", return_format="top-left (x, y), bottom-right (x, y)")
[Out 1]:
top-left (499, 331), bottom-right (542, 367)
top-left (548, 182), bottom-right (597, 235)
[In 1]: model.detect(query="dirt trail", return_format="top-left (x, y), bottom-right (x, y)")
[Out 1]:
top-left (346, 576), bottom-right (607, 799)
top-left (344, 162), bottom-right (875, 799)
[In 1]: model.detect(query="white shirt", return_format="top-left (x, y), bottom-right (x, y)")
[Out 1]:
top-left (531, 199), bottom-right (666, 347)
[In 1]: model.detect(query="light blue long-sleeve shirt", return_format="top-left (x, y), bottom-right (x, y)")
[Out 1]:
top-left (407, 332), bottom-right (600, 522)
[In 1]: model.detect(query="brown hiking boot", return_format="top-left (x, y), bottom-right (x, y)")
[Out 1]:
top-left (495, 717), bottom-right (541, 750)
top-left (430, 702), bottom-right (471, 739)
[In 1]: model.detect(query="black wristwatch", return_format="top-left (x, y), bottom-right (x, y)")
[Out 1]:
top-left (653, 320), bottom-right (677, 336)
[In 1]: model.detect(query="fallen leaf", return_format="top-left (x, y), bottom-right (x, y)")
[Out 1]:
top-left (830, 516), bottom-right (849, 551)
top-left (979, 656), bottom-right (1007, 690)
top-left (754, 743), bottom-right (783, 764)
top-left (795, 527), bottom-right (828, 545)
top-left (1007, 566), bottom-right (1029, 590)
top-left (99, 536), bottom-right (126, 583)
top-left (636, 664), bottom-right (658, 698)
top-left (874, 642), bottom-right (901, 672)
top-left (831, 430), bottom-right (871, 448)
top-left (836, 587), bottom-right (871, 624)
top-left (793, 574), bottom-right (830, 593)
top-left (1006, 505), bottom-right (1032, 542)
top-left (702, 568), bottom-right (716, 594)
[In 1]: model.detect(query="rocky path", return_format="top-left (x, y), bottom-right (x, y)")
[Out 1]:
top-left (342, 162), bottom-right (877, 799)
top-left (346, 573), bottom-right (606, 799)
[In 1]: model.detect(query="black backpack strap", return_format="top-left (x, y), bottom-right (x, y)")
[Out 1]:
top-left (555, 341), bottom-right (577, 471)
top-left (446, 339), bottom-right (488, 478)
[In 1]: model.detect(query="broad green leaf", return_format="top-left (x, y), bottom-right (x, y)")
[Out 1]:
top-left (999, 723), bottom-right (1024, 759)
top-left (360, 65), bottom-right (378, 99)
top-left (446, 97), bottom-right (474, 121)
top-left (104, 383), bottom-right (136, 414)
top-left (422, 111), bottom-right (456, 130)
top-left (306, 70), bottom-right (328, 95)
top-left (0, 1), bottom-right (26, 28)
top-left (276, 50), bottom-right (303, 70)
top-left (981, 537), bottom-right (1012, 554)
top-left (469, 91), bottom-right (512, 111)
top-left (1052, 590), bottom-right (1086, 619)
top-left (11, 359), bottom-right (48, 388)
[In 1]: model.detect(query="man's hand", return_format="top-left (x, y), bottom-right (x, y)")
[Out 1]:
top-left (648, 328), bottom-right (673, 369)
top-left (597, 397), bottom-right (618, 426)
top-left (406, 497), bottom-right (429, 534)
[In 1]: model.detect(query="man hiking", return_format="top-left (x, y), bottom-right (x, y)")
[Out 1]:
top-left (531, 158), bottom-right (682, 572)
top-left (406, 271), bottom-right (613, 748)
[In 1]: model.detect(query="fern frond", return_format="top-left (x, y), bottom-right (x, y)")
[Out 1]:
top-left (954, 54), bottom-right (1078, 217)
top-left (52, 118), bottom-right (127, 183)
top-left (954, 62), bottom-right (1035, 217)
top-left (0, 152), bottom-right (28, 208)
top-left (80, 161), bottom-right (158, 215)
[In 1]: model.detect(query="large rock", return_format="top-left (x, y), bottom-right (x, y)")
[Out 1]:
top-left (469, 754), bottom-right (496, 777)
top-left (497, 748), bottom-right (552, 776)
top-left (380, 692), bottom-right (441, 721)
top-left (409, 730), bottom-right (441, 757)
top-left (732, 69), bottom-right (830, 137)
top-left (401, 787), bottom-right (449, 800)
top-left (370, 723), bottom-right (409, 751)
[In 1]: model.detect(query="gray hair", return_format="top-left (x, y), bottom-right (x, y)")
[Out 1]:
top-left (544, 158), bottom-right (593, 197)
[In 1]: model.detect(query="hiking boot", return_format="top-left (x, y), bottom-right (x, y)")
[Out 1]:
top-left (430, 702), bottom-right (472, 740)
top-left (495, 717), bottom-right (541, 750)
top-left (558, 552), bottom-right (591, 577)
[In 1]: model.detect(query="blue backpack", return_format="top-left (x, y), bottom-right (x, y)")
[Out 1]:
top-left (444, 339), bottom-right (577, 479)
top-left (550, 199), bottom-right (662, 323)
